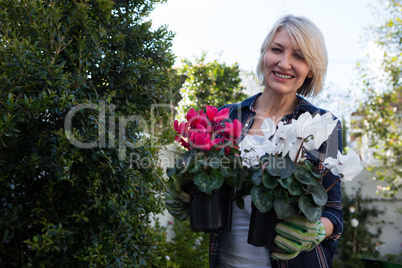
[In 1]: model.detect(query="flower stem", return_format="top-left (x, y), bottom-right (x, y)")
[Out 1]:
top-left (294, 135), bottom-right (313, 164)
top-left (326, 177), bottom-right (340, 192)
top-left (319, 169), bottom-right (332, 181)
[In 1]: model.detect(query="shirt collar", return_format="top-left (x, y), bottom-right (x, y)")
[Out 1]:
top-left (240, 92), bottom-right (318, 117)
top-left (245, 92), bottom-right (262, 112)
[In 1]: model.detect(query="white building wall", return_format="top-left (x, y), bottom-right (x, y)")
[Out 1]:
top-left (342, 169), bottom-right (402, 256)
top-left (346, 115), bottom-right (402, 256)
top-left (155, 144), bottom-right (182, 242)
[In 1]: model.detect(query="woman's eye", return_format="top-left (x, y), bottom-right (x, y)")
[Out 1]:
top-left (294, 53), bottom-right (305, 59)
top-left (271, 47), bottom-right (282, 53)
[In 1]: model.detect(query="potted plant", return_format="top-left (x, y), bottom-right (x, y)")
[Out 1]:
top-left (166, 105), bottom-right (245, 233)
top-left (233, 112), bottom-right (363, 251)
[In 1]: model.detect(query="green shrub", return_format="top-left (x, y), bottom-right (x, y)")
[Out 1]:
top-left (0, 0), bottom-right (175, 266)
top-left (153, 218), bottom-right (209, 268)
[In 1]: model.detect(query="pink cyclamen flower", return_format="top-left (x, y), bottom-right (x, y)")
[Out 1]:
top-left (174, 135), bottom-right (189, 150)
top-left (174, 106), bottom-right (242, 151)
top-left (192, 132), bottom-right (220, 151)
top-left (188, 124), bottom-right (208, 141)
top-left (174, 120), bottom-right (188, 136)
top-left (186, 108), bottom-right (208, 128)
top-left (206, 105), bottom-right (229, 124)
top-left (224, 119), bottom-right (242, 141)
top-left (186, 108), bottom-right (198, 122)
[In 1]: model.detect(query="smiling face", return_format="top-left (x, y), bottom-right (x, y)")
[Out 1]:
top-left (263, 28), bottom-right (312, 96)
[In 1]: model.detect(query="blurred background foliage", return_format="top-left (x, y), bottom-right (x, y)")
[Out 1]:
top-left (175, 52), bottom-right (247, 120)
top-left (356, 0), bottom-right (402, 196)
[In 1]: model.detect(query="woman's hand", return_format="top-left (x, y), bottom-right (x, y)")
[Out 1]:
top-left (164, 188), bottom-right (191, 221)
top-left (271, 215), bottom-right (326, 260)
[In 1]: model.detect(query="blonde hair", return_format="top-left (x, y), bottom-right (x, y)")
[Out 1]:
top-left (256, 15), bottom-right (328, 97)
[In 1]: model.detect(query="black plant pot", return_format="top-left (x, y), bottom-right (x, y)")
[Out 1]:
top-left (182, 182), bottom-right (234, 233)
top-left (247, 202), bottom-right (281, 252)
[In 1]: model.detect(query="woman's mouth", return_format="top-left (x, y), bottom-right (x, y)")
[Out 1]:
top-left (273, 71), bottom-right (293, 79)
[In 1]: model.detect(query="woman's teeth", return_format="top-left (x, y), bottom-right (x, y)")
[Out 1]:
top-left (274, 72), bottom-right (292, 79)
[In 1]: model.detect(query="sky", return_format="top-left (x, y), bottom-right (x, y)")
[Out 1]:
top-left (149, 0), bottom-right (381, 116)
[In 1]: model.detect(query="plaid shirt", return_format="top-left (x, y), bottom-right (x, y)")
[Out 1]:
top-left (209, 93), bottom-right (343, 268)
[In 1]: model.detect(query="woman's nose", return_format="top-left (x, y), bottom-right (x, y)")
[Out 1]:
top-left (278, 54), bottom-right (291, 69)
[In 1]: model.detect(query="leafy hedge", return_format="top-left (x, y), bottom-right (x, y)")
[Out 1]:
top-left (0, 0), bottom-right (175, 266)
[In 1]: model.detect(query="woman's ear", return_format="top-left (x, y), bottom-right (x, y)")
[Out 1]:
top-left (307, 71), bottom-right (313, 79)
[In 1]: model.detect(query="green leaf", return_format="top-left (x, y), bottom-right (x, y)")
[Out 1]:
top-left (178, 150), bottom-right (193, 174)
top-left (236, 198), bottom-right (245, 209)
top-left (278, 177), bottom-right (292, 189)
top-left (304, 159), bottom-right (318, 174)
top-left (231, 147), bottom-right (241, 156)
top-left (288, 180), bottom-right (303, 196)
top-left (298, 195), bottom-right (322, 223)
top-left (304, 182), bottom-right (328, 207)
top-left (205, 151), bottom-right (221, 168)
top-left (266, 155), bottom-right (295, 179)
top-left (259, 153), bottom-right (272, 164)
top-left (238, 180), bottom-right (254, 195)
top-left (250, 185), bottom-right (275, 213)
top-left (276, 189), bottom-right (288, 199)
top-left (188, 159), bottom-right (202, 174)
top-left (274, 197), bottom-right (298, 219)
top-left (172, 173), bottom-right (186, 192)
top-left (194, 169), bottom-right (224, 195)
top-left (7, 93), bottom-right (14, 105)
top-left (219, 146), bottom-right (227, 157)
top-left (2, 228), bottom-right (9, 243)
top-left (294, 166), bottom-right (317, 185)
top-left (220, 166), bottom-right (232, 178)
top-left (225, 164), bottom-right (245, 189)
top-left (262, 172), bottom-right (278, 189)
top-left (166, 167), bottom-right (177, 178)
top-left (219, 155), bottom-right (232, 174)
top-left (251, 169), bottom-right (262, 185)
top-left (229, 168), bottom-right (243, 188)
top-left (178, 149), bottom-right (201, 174)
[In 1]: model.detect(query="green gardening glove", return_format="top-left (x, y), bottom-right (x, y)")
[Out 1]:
top-left (164, 188), bottom-right (191, 221)
top-left (271, 215), bottom-right (326, 260)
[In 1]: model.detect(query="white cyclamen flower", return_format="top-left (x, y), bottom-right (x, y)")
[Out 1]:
top-left (262, 137), bottom-right (279, 155)
top-left (302, 112), bottom-right (338, 151)
top-left (274, 121), bottom-right (297, 157)
top-left (293, 112), bottom-right (316, 139)
top-left (260, 117), bottom-right (276, 139)
top-left (288, 113), bottom-right (315, 161)
top-left (288, 139), bottom-right (303, 163)
top-left (239, 135), bottom-right (270, 166)
top-left (258, 117), bottom-right (279, 155)
top-left (324, 150), bottom-right (363, 182)
top-left (288, 112), bottom-right (337, 162)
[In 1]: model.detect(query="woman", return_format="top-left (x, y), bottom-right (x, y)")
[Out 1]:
top-left (166, 14), bottom-right (343, 268)
top-left (211, 15), bottom-right (343, 268)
